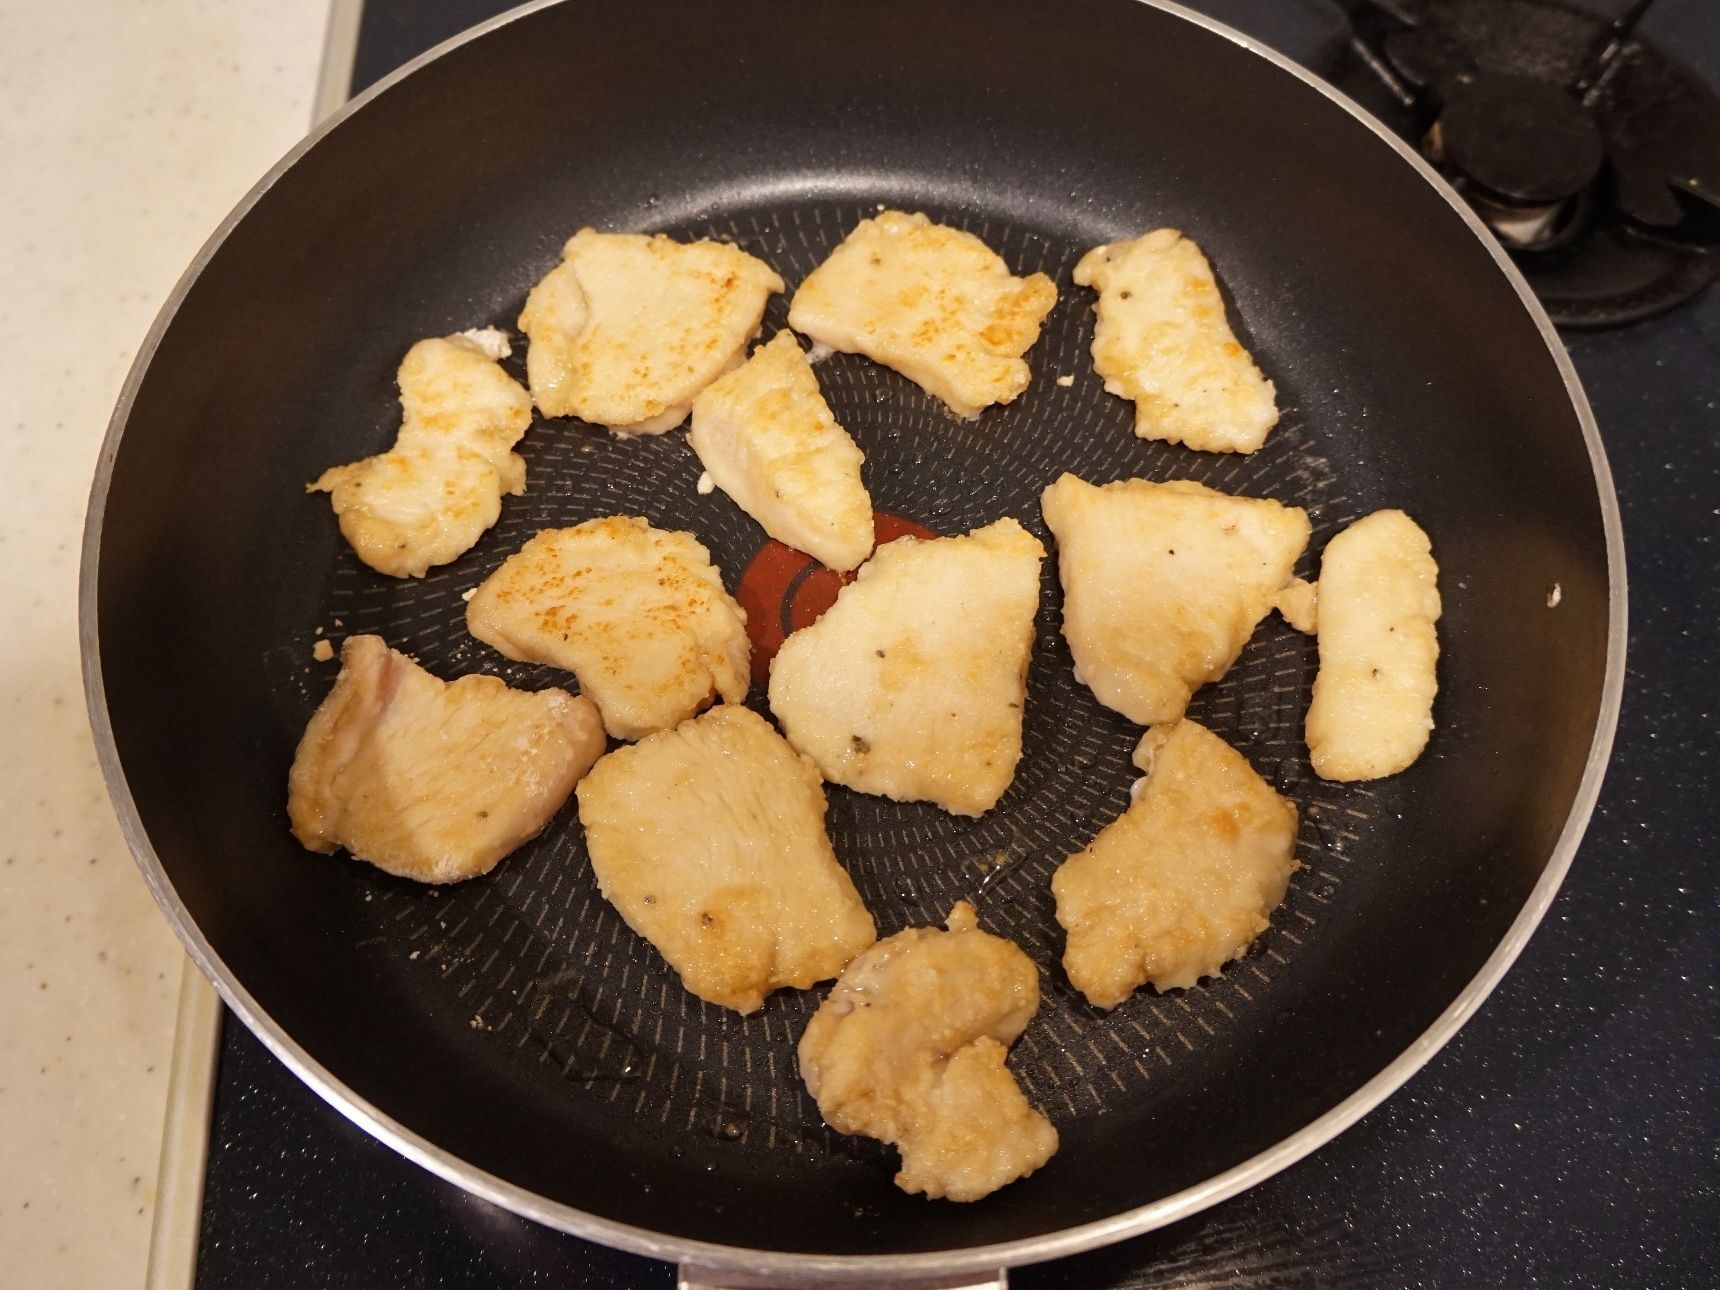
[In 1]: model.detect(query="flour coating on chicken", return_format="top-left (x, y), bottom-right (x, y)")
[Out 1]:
top-left (518, 229), bottom-right (783, 434)
top-left (1074, 229), bottom-right (1279, 453)
top-left (798, 902), bottom-right (1057, 1201)
top-left (688, 331), bottom-right (874, 571)
top-left (287, 635), bottom-right (604, 884)
top-left (577, 705), bottom-right (875, 1014)
top-left (1041, 474), bottom-right (1309, 725)
top-left (1306, 510), bottom-right (1441, 781)
top-left (1053, 720), bottom-right (1298, 1007)
top-left (787, 210), bottom-right (1058, 418)
top-left (465, 517), bottom-right (749, 740)
top-left (767, 518), bottom-right (1044, 817)
top-left (309, 333), bottom-right (532, 578)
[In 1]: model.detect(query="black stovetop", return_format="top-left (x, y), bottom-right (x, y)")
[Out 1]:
top-left (193, 2), bottom-right (1720, 1285)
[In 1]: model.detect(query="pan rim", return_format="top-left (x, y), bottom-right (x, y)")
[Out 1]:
top-left (80, 0), bottom-right (1627, 1278)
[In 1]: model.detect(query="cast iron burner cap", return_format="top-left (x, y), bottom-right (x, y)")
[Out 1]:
top-left (1438, 73), bottom-right (1604, 207)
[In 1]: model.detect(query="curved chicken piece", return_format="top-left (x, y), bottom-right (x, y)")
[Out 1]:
top-left (309, 331), bottom-right (531, 578)
top-left (798, 902), bottom-right (1058, 1202)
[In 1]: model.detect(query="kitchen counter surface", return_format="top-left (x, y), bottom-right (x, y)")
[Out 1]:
top-left (0, 2), bottom-right (327, 1284)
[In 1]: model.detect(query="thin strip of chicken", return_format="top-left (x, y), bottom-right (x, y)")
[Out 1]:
top-left (519, 229), bottom-right (784, 434)
top-left (767, 518), bottom-right (1044, 817)
top-left (577, 704), bottom-right (876, 1014)
top-left (1074, 229), bottom-right (1279, 453)
top-left (787, 210), bottom-right (1058, 419)
top-left (465, 517), bottom-right (749, 741)
top-left (288, 634), bottom-right (605, 884)
top-left (798, 901), bottom-right (1058, 1202)
top-left (308, 331), bottom-right (531, 578)
top-left (1306, 510), bottom-right (1441, 781)
top-left (1041, 473), bottom-right (1310, 725)
top-left (1053, 720), bottom-right (1298, 1007)
top-left (688, 331), bottom-right (874, 572)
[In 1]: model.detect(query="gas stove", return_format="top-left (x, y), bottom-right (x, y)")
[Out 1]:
top-left (183, 2), bottom-right (1720, 1286)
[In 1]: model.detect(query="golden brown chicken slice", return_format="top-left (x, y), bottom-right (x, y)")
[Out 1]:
top-left (1053, 720), bottom-right (1298, 1007)
top-left (577, 704), bottom-right (875, 1014)
top-left (1306, 510), bottom-right (1441, 781)
top-left (798, 902), bottom-right (1057, 1201)
top-left (688, 331), bottom-right (874, 571)
top-left (465, 517), bottom-right (749, 741)
top-left (1074, 229), bottom-right (1279, 453)
top-left (1041, 474), bottom-right (1310, 725)
top-left (767, 518), bottom-right (1044, 817)
top-left (786, 210), bottom-right (1058, 419)
top-left (287, 634), bottom-right (604, 884)
top-left (518, 229), bottom-right (784, 434)
top-left (308, 331), bottom-right (532, 578)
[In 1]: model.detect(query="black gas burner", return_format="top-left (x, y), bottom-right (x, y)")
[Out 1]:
top-left (1336, 0), bottom-right (1720, 327)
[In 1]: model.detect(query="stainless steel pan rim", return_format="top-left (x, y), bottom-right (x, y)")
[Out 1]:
top-left (80, 0), bottom-right (1627, 1279)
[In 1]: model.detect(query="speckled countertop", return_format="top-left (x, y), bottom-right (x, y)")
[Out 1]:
top-left (0, 3), bottom-right (326, 1284)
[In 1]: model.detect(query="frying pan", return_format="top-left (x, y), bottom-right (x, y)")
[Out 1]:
top-left (81, 0), bottom-right (1624, 1282)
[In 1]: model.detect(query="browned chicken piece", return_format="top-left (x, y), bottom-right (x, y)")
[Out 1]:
top-left (577, 705), bottom-right (875, 1013)
top-left (288, 635), bottom-right (605, 884)
top-left (798, 902), bottom-right (1058, 1202)
top-left (465, 517), bottom-right (750, 741)
top-left (1052, 719), bottom-right (1298, 1007)
top-left (518, 229), bottom-right (784, 434)
top-left (308, 331), bottom-right (532, 578)
top-left (787, 210), bottom-right (1058, 418)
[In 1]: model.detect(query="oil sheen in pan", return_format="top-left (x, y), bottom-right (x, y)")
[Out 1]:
top-left (286, 196), bottom-right (1378, 1158)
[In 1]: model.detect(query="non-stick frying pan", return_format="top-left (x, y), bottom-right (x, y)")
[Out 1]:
top-left (82, 0), bottom-right (1624, 1282)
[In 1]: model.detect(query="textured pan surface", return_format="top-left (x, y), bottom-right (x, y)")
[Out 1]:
top-left (89, 0), bottom-right (1615, 1264)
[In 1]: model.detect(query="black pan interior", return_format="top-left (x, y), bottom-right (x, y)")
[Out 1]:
top-left (94, 0), bottom-right (1611, 1258)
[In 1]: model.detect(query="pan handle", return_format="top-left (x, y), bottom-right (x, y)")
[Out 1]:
top-left (678, 1265), bottom-right (1007, 1290)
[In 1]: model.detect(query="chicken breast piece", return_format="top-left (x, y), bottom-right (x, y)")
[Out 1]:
top-left (1274, 576), bottom-right (1319, 634)
top-left (1306, 510), bottom-right (1441, 781)
top-left (1053, 719), bottom-right (1298, 1007)
top-left (798, 902), bottom-right (1058, 1202)
top-left (767, 518), bottom-right (1044, 817)
top-left (787, 210), bottom-right (1058, 419)
top-left (1041, 474), bottom-right (1310, 725)
top-left (466, 517), bottom-right (749, 741)
top-left (688, 331), bottom-right (874, 571)
top-left (518, 229), bottom-right (784, 434)
top-left (308, 332), bottom-right (532, 578)
top-left (577, 704), bottom-right (875, 1014)
top-left (288, 635), bottom-right (605, 884)
top-left (1074, 229), bottom-right (1279, 453)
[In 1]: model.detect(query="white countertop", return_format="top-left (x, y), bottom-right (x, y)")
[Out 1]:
top-left (0, 3), bottom-right (329, 1284)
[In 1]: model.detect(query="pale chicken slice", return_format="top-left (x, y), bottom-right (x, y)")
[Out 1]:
top-left (767, 518), bottom-right (1044, 817)
top-left (518, 229), bottom-right (784, 434)
top-left (1053, 719), bottom-right (1298, 1007)
top-left (1074, 229), bottom-right (1279, 453)
top-left (786, 210), bottom-right (1058, 419)
top-left (466, 517), bottom-right (749, 741)
top-left (1041, 474), bottom-right (1310, 726)
top-left (798, 902), bottom-right (1058, 1202)
top-left (308, 331), bottom-right (532, 578)
top-left (688, 331), bottom-right (874, 571)
top-left (1306, 510), bottom-right (1441, 781)
top-left (577, 704), bottom-right (875, 1014)
top-left (287, 634), bottom-right (604, 884)
top-left (1273, 576), bottom-right (1319, 634)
